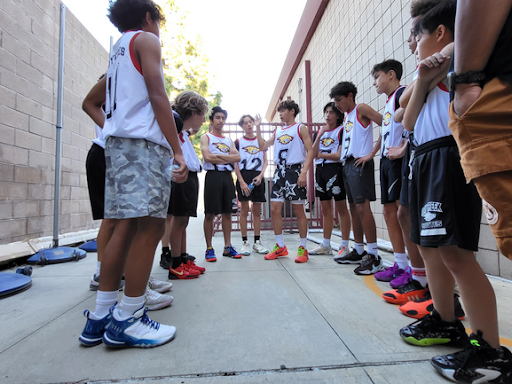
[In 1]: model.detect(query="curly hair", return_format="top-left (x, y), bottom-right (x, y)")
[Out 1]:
top-left (329, 81), bottom-right (358, 100)
top-left (277, 100), bottom-right (300, 117)
top-left (238, 114), bottom-right (255, 127)
top-left (108, 0), bottom-right (165, 33)
top-left (172, 91), bottom-right (208, 122)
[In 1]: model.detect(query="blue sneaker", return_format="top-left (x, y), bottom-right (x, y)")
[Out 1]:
top-left (79, 309), bottom-right (112, 346)
top-left (205, 247), bottom-right (217, 262)
top-left (103, 306), bottom-right (176, 348)
top-left (223, 245), bottom-right (242, 259)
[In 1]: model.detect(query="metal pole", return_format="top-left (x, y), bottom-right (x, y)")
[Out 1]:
top-left (52, 3), bottom-right (66, 248)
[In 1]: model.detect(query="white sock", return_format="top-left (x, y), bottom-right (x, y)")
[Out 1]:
top-left (276, 234), bottom-right (284, 248)
top-left (322, 238), bottom-right (330, 247)
top-left (92, 290), bottom-right (118, 319)
top-left (300, 238), bottom-right (307, 248)
top-left (367, 242), bottom-right (378, 256)
top-left (119, 294), bottom-right (145, 319)
top-left (341, 239), bottom-right (349, 249)
top-left (355, 243), bottom-right (365, 255)
top-left (95, 261), bottom-right (101, 276)
top-left (394, 252), bottom-right (409, 270)
top-left (411, 267), bottom-right (428, 287)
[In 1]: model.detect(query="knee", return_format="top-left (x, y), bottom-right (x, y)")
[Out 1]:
top-left (397, 205), bottom-right (409, 226)
top-left (252, 204), bottom-right (261, 215)
top-left (205, 214), bottom-right (215, 222)
top-left (271, 203), bottom-right (281, 216)
top-left (240, 205), bottom-right (249, 216)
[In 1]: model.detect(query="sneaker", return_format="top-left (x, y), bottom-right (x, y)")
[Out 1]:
top-left (223, 245), bottom-right (242, 259)
top-left (144, 287), bottom-right (174, 310)
top-left (205, 248), bottom-right (217, 262)
top-left (89, 274), bottom-right (125, 291)
top-left (253, 240), bottom-right (269, 254)
top-left (399, 292), bottom-right (466, 320)
top-left (382, 279), bottom-right (429, 305)
top-left (240, 240), bottom-right (251, 256)
top-left (309, 245), bottom-right (332, 255)
top-left (264, 244), bottom-right (289, 260)
top-left (182, 253), bottom-right (196, 262)
top-left (431, 331), bottom-right (512, 384)
top-left (334, 246), bottom-right (349, 262)
top-left (374, 262), bottom-right (404, 282)
top-left (354, 254), bottom-right (385, 275)
top-left (103, 306), bottom-right (176, 348)
top-left (160, 250), bottom-right (172, 270)
top-left (295, 246), bottom-right (309, 263)
top-left (168, 263), bottom-right (200, 280)
top-left (335, 249), bottom-right (366, 264)
top-left (399, 310), bottom-right (469, 347)
top-left (147, 277), bottom-right (173, 293)
top-left (390, 266), bottom-right (412, 289)
top-left (79, 310), bottom-right (112, 346)
top-left (186, 260), bottom-right (205, 274)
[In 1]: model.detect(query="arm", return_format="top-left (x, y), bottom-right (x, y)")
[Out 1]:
top-left (200, 134), bottom-right (223, 164)
top-left (394, 107), bottom-right (405, 123)
top-left (357, 103), bottom-right (383, 127)
top-left (311, 126), bottom-right (328, 159)
top-left (319, 145), bottom-right (342, 161)
top-left (217, 140), bottom-right (241, 163)
top-left (254, 114), bottom-right (274, 151)
top-left (298, 124), bottom-right (315, 188)
top-left (234, 162), bottom-right (250, 196)
top-left (254, 151), bottom-right (268, 186)
top-left (82, 76), bottom-right (106, 128)
top-left (386, 139), bottom-right (408, 160)
top-left (354, 134), bottom-right (381, 167)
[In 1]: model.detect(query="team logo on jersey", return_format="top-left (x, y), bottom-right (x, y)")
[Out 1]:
top-left (214, 142), bottom-right (230, 153)
top-left (277, 134), bottom-right (293, 145)
top-left (321, 137), bottom-right (335, 147)
top-left (243, 145), bottom-right (260, 154)
top-left (345, 121), bottom-right (354, 132)
top-left (383, 112), bottom-right (392, 126)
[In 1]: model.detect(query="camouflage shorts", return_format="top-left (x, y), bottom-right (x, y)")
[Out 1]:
top-left (104, 137), bottom-right (171, 219)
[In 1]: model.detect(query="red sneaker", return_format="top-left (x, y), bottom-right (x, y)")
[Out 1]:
top-left (168, 263), bottom-right (200, 280)
top-left (186, 260), bottom-right (205, 274)
top-left (264, 245), bottom-right (288, 260)
top-left (294, 246), bottom-right (309, 263)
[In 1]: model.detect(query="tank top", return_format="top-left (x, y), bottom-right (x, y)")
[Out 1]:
top-left (92, 125), bottom-right (105, 149)
top-left (315, 126), bottom-right (343, 165)
top-left (381, 86), bottom-right (406, 157)
top-left (202, 133), bottom-right (234, 171)
top-left (180, 131), bottom-right (201, 172)
top-left (341, 105), bottom-right (373, 161)
top-left (273, 123), bottom-right (306, 166)
top-left (237, 136), bottom-right (264, 172)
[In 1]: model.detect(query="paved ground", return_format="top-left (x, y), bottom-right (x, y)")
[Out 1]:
top-left (1, 214), bottom-right (511, 384)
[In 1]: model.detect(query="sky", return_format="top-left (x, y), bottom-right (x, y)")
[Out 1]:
top-left (61, 0), bottom-right (308, 122)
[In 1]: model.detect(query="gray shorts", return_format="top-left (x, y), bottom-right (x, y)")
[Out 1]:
top-left (343, 157), bottom-right (376, 204)
top-left (104, 137), bottom-right (171, 219)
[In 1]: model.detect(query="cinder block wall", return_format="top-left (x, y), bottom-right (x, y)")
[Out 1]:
top-left (0, 0), bottom-right (108, 245)
top-left (274, 0), bottom-right (512, 279)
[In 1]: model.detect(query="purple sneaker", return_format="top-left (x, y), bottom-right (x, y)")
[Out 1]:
top-left (390, 266), bottom-right (412, 289)
top-left (374, 262), bottom-right (403, 282)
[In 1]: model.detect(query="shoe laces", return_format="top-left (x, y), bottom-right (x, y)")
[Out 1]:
top-left (139, 310), bottom-right (160, 331)
top-left (145, 287), bottom-right (161, 300)
top-left (359, 254), bottom-right (374, 267)
top-left (226, 245), bottom-right (237, 255)
top-left (272, 244), bottom-right (281, 252)
top-left (297, 246), bottom-right (306, 257)
top-left (397, 279), bottom-right (423, 293)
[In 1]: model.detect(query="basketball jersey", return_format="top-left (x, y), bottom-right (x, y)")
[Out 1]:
top-left (92, 125), bottom-right (105, 149)
top-left (273, 123), bottom-right (306, 166)
top-left (103, 31), bottom-right (171, 150)
top-left (315, 126), bottom-right (343, 165)
top-left (413, 83), bottom-right (452, 146)
top-left (202, 133), bottom-right (234, 171)
top-left (180, 130), bottom-right (201, 172)
top-left (381, 86), bottom-right (406, 157)
top-left (237, 137), bottom-right (264, 172)
top-left (341, 105), bottom-right (373, 161)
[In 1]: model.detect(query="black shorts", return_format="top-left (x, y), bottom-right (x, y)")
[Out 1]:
top-left (409, 137), bottom-right (481, 251)
top-left (271, 164), bottom-right (307, 201)
top-left (380, 157), bottom-right (402, 204)
top-left (168, 171), bottom-right (199, 217)
top-left (204, 170), bottom-right (236, 215)
top-left (342, 157), bottom-right (376, 204)
top-left (85, 143), bottom-right (106, 220)
top-left (399, 142), bottom-right (413, 206)
top-left (236, 169), bottom-right (266, 203)
top-left (315, 162), bottom-right (346, 201)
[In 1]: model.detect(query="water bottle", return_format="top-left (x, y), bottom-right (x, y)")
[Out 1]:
top-left (165, 164), bottom-right (180, 181)
top-left (248, 182), bottom-right (255, 191)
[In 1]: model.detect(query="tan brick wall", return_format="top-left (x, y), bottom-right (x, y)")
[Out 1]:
top-left (0, 0), bottom-right (108, 244)
top-left (276, 0), bottom-right (512, 279)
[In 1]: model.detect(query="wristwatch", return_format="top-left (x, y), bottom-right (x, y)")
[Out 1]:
top-left (448, 71), bottom-right (486, 99)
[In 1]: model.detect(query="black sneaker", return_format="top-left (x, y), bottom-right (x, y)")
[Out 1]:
top-left (431, 331), bottom-right (512, 384)
top-left (181, 253), bottom-right (196, 262)
top-left (399, 310), bottom-right (469, 347)
top-left (335, 249), bottom-right (366, 264)
top-left (354, 254), bottom-right (385, 275)
top-left (160, 250), bottom-right (172, 270)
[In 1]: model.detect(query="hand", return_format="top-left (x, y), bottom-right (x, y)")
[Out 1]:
top-left (354, 154), bottom-right (373, 168)
top-left (418, 52), bottom-right (451, 82)
top-left (253, 175), bottom-right (263, 186)
top-left (240, 181), bottom-right (251, 197)
top-left (254, 113), bottom-right (262, 127)
top-left (453, 83), bottom-right (482, 117)
top-left (385, 145), bottom-right (405, 160)
top-left (318, 124), bottom-right (329, 135)
top-left (230, 147), bottom-right (239, 155)
top-left (298, 172), bottom-right (307, 188)
top-left (172, 153), bottom-right (189, 183)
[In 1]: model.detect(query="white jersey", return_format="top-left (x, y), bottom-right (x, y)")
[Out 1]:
top-left (237, 136), bottom-right (264, 172)
top-left (315, 126), bottom-right (343, 165)
top-left (92, 125), bottom-right (105, 149)
top-left (202, 133), bottom-right (234, 171)
top-left (180, 130), bottom-right (201, 172)
top-left (381, 86), bottom-right (406, 157)
top-left (341, 105), bottom-right (373, 161)
top-left (413, 83), bottom-right (452, 146)
top-left (103, 31), bottom-right (172, 151)
top-left (273, 123), bottom-right (306, 166)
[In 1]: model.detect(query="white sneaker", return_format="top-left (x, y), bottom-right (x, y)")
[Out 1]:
top-left (144, 287), bottom-right (174, 311)
top-left (309, 245), bottom-right (332, 255)
top-left (253, 240), bottom-right (269, 254)
top-left (148, 277), bottom-right (173, 293)
top-left (334, 246), bottom-right (349, 261)
top-left (240, 240), bottom-right (251, 255)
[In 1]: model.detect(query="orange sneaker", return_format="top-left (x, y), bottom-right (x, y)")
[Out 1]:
top-left (186, 260), bottom-right (205, 274)
top-left (264, 244), bottom-right (288, 260)
top-left (294, 246), bottom-right (309, 263)
top-left (382, 279), bottom-right (428, 305)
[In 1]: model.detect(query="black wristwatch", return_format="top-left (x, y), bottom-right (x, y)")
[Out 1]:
top-left (448, 71), bottom-right (486, 100)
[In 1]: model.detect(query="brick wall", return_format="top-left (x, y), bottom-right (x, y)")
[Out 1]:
top-left (274, 0), bottom-right (512, 279)
top-left (0, 0), bottom-right (108, 245)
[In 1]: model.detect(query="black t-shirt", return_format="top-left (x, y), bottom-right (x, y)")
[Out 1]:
top-left (485, 8), bottom-right (512, 84)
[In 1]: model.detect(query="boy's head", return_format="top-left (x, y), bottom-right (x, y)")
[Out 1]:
top-left (415, 0), bottom-right (456, 61)
top-left (408, 0), bottom-right (444, 54)
top-left (108, 0), bottom-right (165, 34)
top-left (277, 100), bottom-right (300, 123)
top-left (209, 106), bottom-right (227, 130)
top-left (173, 91), bottom-right (208, 130)
top-left (238, 114), bottom-right (255, 133)
top-left (371, 60), bottom-right (403, 96)
top-left (329, 82), bottom-right (357, 113)
top-left (323, 102), bottom-right (344, 127)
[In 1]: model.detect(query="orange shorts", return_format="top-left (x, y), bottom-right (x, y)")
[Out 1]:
top-left (449, 78), bottom-right (512, 259)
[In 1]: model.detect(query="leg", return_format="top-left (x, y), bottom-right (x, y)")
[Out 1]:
top-left (271, 201), bottom-right (284, 235)
top-left (170, 216), bottom-right (189, 262)
top-left (161, 214), bottom-right (173, 249)
top-left (240, 201), bottom-right (250, 238)
top-left (398, 204), bottom-right (424, 268)
top-left (349, 203), bottom-right (364, 244)
top-left (383, 202), bottom-right (405, 253)
top-left (204, 213), bottom-right (215, 248)
top-left (320, 200), bottom-right (333, 240)
top-left (355, 200), bottom-right (377, 243)
top-left (252, 203), bottom-right (262, 237)
top-left (334, 199), bottom-right (351, 241)
top-left (221, 213), bottom-right (232, 248)
top-left (181, 229), bottom-right (187, 254)
top-left (293, 203), bottom-right (308, 240)
top-left (96, 218), bottom-right (116, 263)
